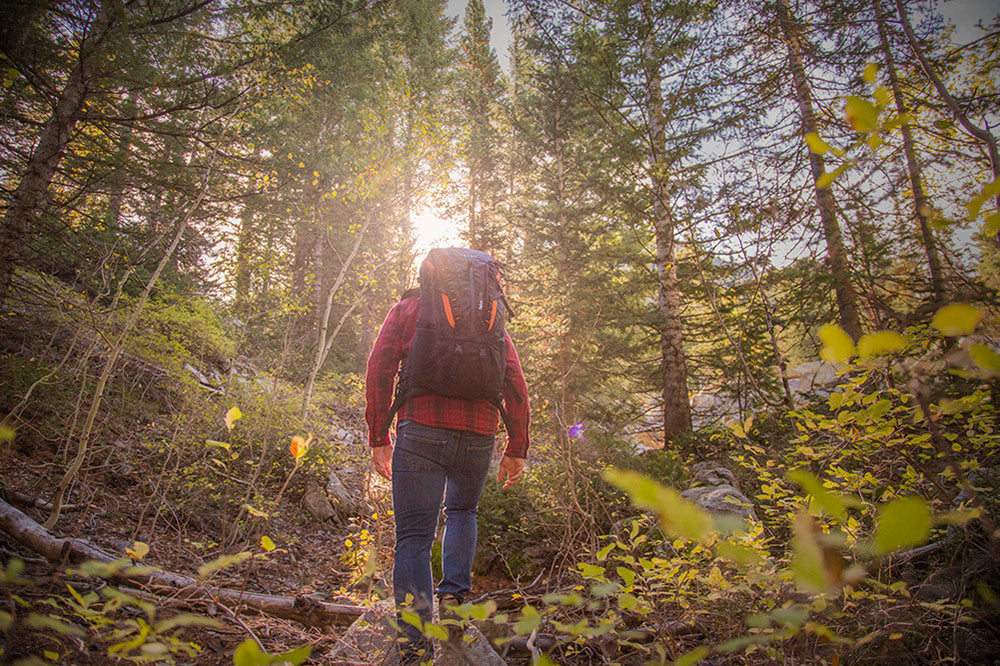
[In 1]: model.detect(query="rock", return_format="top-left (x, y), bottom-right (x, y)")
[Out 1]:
top-left (682, 464), bottom-right (757, 521)
top-left (327, 599), bottom-right (507, 665)
top-left (681, 484), bottom-right (756, 521)
top-left (690, 463), bottom-right (737, 488)
top-left (326, 469), bottom-right (360, 519)
top-left (301, 482), bottom-right (337, 522)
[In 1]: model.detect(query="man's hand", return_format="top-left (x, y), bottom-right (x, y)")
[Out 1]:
top-left (371, 444), bottom-right (393, 480)
top-left (497, 455), bottom-right (524, 489)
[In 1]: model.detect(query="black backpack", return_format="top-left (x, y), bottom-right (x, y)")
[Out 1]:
top-left (382, 248), bottom-right (514, 437)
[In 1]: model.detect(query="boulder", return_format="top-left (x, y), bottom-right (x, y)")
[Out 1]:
top-left (301, 482), bottom-right (337, 522)
top-left (680, 484), bottom-right (756, 521)
top-left (327, 599), bottom-right (506, 665)
top-left (326, 469), bottom-right (361, 519)
top-left (682, 463), bottom-right (757, 521)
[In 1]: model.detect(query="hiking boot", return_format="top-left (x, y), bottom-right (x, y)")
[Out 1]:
top-left (437, 593), bottom-right (464, 644)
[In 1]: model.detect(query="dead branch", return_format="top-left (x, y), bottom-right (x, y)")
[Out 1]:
top-left (0, 498), bottom-right (363, 627)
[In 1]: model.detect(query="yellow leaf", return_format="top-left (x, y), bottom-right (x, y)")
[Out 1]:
top-left (875, 496), bottom-right (931, 554)
top-left (805, 132), bottom-right (831, 155)
top-left (856, 331), bottom-right (906, 359)
top-left (862, 63), bottom-right (878, 84)
top-left (984, 212), bottom-right (1000, 234)
top-left (224, 406), bottom-right (243, 431)
top-left (0, 425), bottom-right (14, 443)
top-left (243, 504), bottom-right (269, 519)
top-left (260, 536), bottom-right (276, 552)
top-left (931, 303), bottom-right (981, 336)
top-left (125, 541), bottom-right (149, 560)
top-left (969, 344), bottom-right (1000, 375)
top-left (845, 96), bottom-right (878, 132)
top-left (819, 323), bottom-right (855, 364)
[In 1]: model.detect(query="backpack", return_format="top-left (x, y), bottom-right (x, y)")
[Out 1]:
top-left (382, 247), bottom-right (514, 437)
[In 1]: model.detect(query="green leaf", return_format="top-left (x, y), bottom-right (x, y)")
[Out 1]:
top-left (424, 622), bottom-right (448, 641)
top-left (206, 439), bottom-right (231, 451)
top-left (845, 96), bottom-right (878, 132)
top-left (0, 425), bottom-right (14, 443)
top-left (155, 613), bottom-right (222, 633)
top-left (819, 323), bottom-right (855, 364)
top-left (788, 470), bottom-right (846, 521)
top-left (513, 605), bottom-right (540, 635)
top-left (25, 613), bottom-right (85, 637)
top-left (714, 541), bottom-right (764, 565)
top-left (873, 87), bottom-right (889, 108)
top-left (198, 551), bottom-right (251, 579)
top-left (856, 331), bottom-right (906, 359)
top-left (934, 119), bottom-right (953, 131)
top-left (969, 344), bottom-right (1000, 375)
top-left (875, 497), bottom-right (931, 554)
top-left (273, 646), bottom-right (311, 665)
top-left (603, 468), bottom-right (712, 541)
top-left (233, 639), bottom-right (269, 666)
top-left (816, 165), bottom-right (847, 188)
top-left (931, 303), bottom-right (982, 336)
top-left (805, 132), bottom-right (831, 155)
top-left (616, 566), bottom-right (636, 588)
top-left (791, 513), bottom-right (828, 592)
top-left (984, 212), bottom-right (1000, 234)
top-left (675, 646), bottom-right (710, 666)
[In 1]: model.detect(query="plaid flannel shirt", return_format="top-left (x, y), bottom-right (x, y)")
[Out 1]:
top-left (365, 295), bottom-right (530, 458)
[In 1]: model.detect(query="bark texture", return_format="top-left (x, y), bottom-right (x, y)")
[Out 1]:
top-left (0, 1), bottom-right (116, 302)
top-left (777, 0), bottom-right (863, 340)
top-left (642, 0), bottom-right (693, 442)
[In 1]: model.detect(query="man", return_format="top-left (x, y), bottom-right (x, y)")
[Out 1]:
top-left (365, 260), bottom-right (530, 663)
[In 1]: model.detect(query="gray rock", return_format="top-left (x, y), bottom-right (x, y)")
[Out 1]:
top-left (326, 469), bottom-right (360, 519)
top-left (301, 482), bottom-right (337, 522)
top-left (689, 463), bottom-right (737, 488)
top-left (683, 464), bottom-right (757, 521)
top-left (680, 484), bottom-right (757, 521)
top-left (327, 599), bottom-right (506, 665)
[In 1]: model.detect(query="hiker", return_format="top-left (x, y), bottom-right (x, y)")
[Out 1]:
top-left (365, 247), bottom-right (530, 664)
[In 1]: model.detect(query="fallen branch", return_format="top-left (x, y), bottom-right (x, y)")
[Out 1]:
top-left (3, 488), bottom-right (80, 512)
top-left (0, 498), bottom-right (363, 627)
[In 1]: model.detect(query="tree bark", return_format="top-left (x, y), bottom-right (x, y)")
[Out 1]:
top-left (776, 0), bottom-right (863, 340)
top-left (0, 498), bottom-right (363, 627)
top-left (642, 0), bottom-right (692, 442)
top-left (874, 0), bottom-right (946, 300)
top-left (0, 0), bottom-right (116, 303)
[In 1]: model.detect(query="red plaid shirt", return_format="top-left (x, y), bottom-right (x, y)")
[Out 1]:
top-left (365, 295), bottom-right (530, 458)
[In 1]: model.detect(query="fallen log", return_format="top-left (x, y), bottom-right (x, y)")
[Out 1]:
top-left (0, 498), bottom-right (363, 627)
top-left (503, 620), bottom-right (703, 653)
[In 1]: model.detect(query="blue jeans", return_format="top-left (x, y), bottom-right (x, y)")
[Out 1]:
top-left (391, 422), bottom-right (494, 662)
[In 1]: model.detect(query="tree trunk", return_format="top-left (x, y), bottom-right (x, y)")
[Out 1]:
top-left (875, 0), bottom-right (946, 300)
top-left (777, 0), bottom-right (863, 340)
top-left (642, 0), bottom-right (692, 443)
top-left (893, 0), bottom-right (1000, 247)
top-left (0, 0), bottom-right (115, 303)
